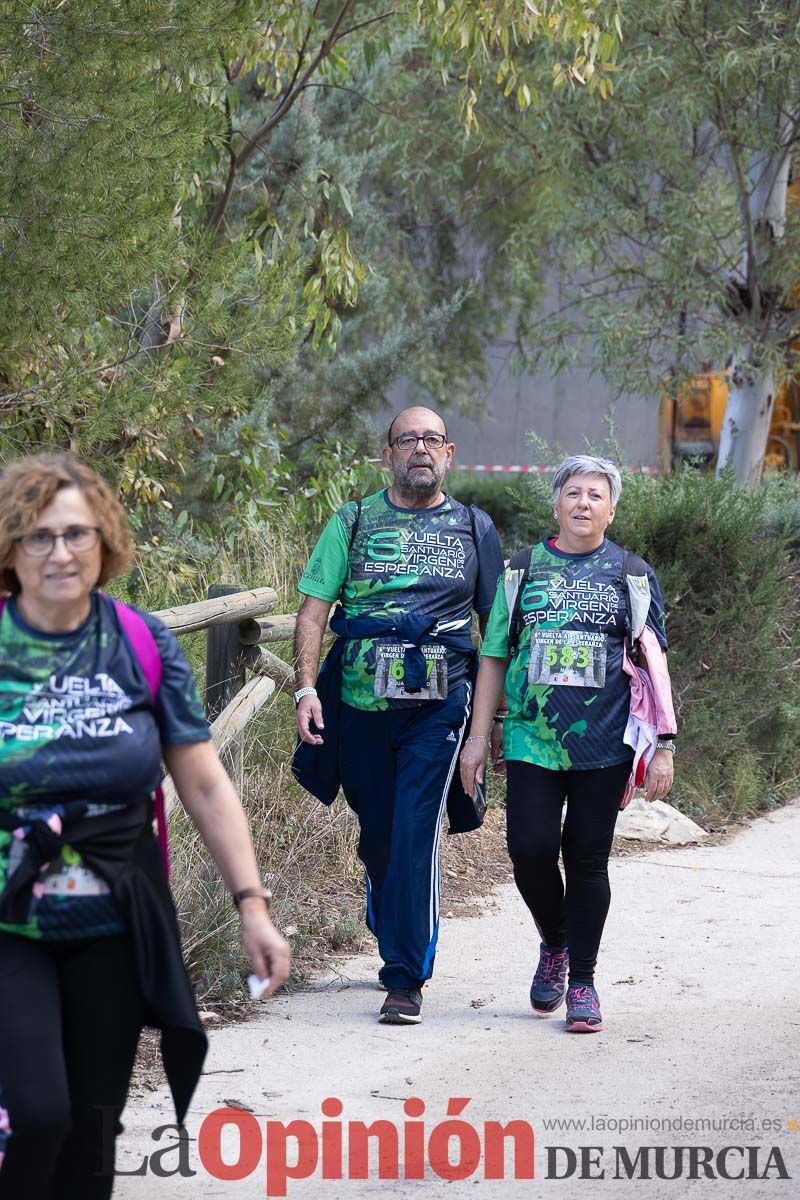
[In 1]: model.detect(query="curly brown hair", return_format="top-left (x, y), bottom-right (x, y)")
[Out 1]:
top-left (0, 453), bottom-right (133, 594)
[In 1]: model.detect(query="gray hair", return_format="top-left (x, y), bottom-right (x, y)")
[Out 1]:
top-left (551, 455), bottom-right (622, 508)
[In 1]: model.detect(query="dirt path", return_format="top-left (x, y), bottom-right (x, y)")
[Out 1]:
top-left (115, 803), bottom-right (800, 1199)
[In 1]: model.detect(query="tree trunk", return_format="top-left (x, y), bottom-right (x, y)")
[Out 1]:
top-left (720, 107), bottom-right (798, 484)
top-left (716, 355), bottom-right (775, 486)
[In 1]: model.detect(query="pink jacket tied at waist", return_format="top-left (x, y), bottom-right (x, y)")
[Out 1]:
top-left (621, 624), bottom-right (676, 809)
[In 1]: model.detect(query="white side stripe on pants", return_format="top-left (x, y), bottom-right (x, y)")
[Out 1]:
top-left (429, 681), bottom-right (472, 938)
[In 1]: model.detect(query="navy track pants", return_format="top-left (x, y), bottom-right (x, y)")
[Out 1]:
top-left (338, 682), bottom-right (470, 990)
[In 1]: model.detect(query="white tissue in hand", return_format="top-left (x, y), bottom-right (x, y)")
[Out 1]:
top-left (247, 973), bottom-right (271, 1000)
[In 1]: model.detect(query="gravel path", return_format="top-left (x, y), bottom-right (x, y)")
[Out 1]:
top-left (115, 802), bottom-right (800, 1199)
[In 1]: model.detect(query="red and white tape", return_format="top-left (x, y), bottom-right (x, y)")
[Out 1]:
top-left (459, 464), bottom-right (659, 474)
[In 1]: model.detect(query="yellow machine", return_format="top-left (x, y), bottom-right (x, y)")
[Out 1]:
top-left (658, 368), bottom-right (800, 473)
top-left (658, 371), bottom-right (728, 472)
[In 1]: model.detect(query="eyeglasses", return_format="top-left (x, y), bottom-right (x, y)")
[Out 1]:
top-left (15, 526), bottom-right (101, 557)
top-left (389, 433), bottom-right (447, 452)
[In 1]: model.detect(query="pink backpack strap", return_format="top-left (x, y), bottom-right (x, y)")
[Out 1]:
top-left (112, 599), bottom-right (163, 700)
top-left (110, 598), bottom-right (170, 878)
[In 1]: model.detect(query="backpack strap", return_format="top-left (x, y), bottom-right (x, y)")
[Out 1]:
top-left (467, 502), bottom-right (477, 544)
top-left (347, 499), bottom-right (362, 558)
top-left (111, 598), bottom-right (163, 701)
top-left (621, 550), bottom-right (650, 653)
top-left (506, 546), bottom-right (533, 658)
top-left (110, 598), bottom-right (170, 879)
top-left (465, 504), bottom-right (482, 615)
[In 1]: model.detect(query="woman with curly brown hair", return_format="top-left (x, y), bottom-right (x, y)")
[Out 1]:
top-left (0, 452), bottom-right (289, 1198)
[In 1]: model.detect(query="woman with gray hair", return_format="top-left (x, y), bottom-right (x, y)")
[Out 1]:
top-left (460, 454), bottom-right (675, 1033)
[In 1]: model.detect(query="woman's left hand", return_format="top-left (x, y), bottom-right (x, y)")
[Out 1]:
top-left (644, 747), bottom-right (674, 803)
top-left (238, 901), bottom-right (291, 998)
top-left (460, 736), bottom-right (488, 799)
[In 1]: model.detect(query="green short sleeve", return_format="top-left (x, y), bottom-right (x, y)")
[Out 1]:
top-left (481, 574), bottom-right (511, 658)
top-left (298, 507), bottom-right (353, 602)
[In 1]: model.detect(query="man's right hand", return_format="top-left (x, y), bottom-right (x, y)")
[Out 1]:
top-left (297, 694), bottom-right (325, 745)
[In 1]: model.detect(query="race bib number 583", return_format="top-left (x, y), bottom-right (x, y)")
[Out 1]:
top-left (528, 629), bottom-right (607, 688)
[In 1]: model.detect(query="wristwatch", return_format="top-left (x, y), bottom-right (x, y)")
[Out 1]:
top-left (293, 686), bottom-right (317, 706)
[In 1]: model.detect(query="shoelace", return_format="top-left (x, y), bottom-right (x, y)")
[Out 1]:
top-left (535, 949), bottom-right (568, 984)
top-left (568, 986), bottom-right (600, 1014)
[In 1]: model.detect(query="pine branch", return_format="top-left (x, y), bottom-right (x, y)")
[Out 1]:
top-left (208, 0), bottom-right (374, 230)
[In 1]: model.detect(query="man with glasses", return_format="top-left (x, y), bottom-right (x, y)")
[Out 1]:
top-left (292, 407), bottom-right (503, 1025)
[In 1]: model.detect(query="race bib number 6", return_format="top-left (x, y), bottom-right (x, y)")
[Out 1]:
top-left (374, 642), bottom-right (448, 701)
top-left (528, 629), bottom-right (607, 688)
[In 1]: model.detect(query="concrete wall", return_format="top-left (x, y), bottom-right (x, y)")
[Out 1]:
top-left (375, 272), bottom-right (661, 466)
top-left (379, 343), bottom-right (660, 468)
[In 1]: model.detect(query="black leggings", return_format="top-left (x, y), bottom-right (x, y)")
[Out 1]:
top-left (0, 931), bottom-right (145, 1200)
top-left (505, 760), bottom-right (631, 986)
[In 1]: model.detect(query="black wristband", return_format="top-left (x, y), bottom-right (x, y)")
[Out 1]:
top-left (232, 886), bottom-right (272, 912)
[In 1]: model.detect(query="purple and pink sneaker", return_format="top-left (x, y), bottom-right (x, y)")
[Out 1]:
top-left (565, 983), bottom-right (603, 1032)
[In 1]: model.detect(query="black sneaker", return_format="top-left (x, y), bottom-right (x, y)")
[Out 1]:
top-left (379, 988), bottom-right (423, 1025)
top-left (530, 943), bottom-right (569, 1015)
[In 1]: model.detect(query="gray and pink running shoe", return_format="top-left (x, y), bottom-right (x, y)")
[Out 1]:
top-left (565, 983), bottom-right (603, 1032)
top-left (529, 943), bottom-right (569, 1015)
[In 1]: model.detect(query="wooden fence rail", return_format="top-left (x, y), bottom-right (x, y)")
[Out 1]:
top-left (153, 586), bottom-right (299, 814)
top-left (153, 586), bottom-right (278, 634)
top-left (238, 614), bottom-right (297, 645)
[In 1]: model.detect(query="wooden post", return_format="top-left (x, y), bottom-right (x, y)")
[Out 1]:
top-left (205, 584), bottom-right (247, 782)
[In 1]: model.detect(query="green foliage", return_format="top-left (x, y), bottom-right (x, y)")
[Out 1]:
top-left (485, 0), bottom-right (800, 402)
top-left (515, 468), bottom-right (800, 821)
top-left (0, 0), bottom-right (622, 514)
top-left (0, 1), bottom-right (302, 498)
top-left (446, 471), bottom-right (532, 551)
top-left (204, 31), bottom-right (537, 454)
top-left (415, 0), bottom-right (621, 130)
top-left (761, 473), bottom-right (800, 554)
top-left (198, 436), bottom-right (386, 543)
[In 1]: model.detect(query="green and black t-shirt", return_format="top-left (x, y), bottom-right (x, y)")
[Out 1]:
top-left (299, 490), bottom-right (504, 711)
top-left (481, 538), bottom-right (668, 770)
top-left (0, 594), bottom-right (209, 940)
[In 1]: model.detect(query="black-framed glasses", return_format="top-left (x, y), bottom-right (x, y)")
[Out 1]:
top-left (15, 526), bottom-right (101, 557)
top-left (389, 433), bottom-right (447, 452)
